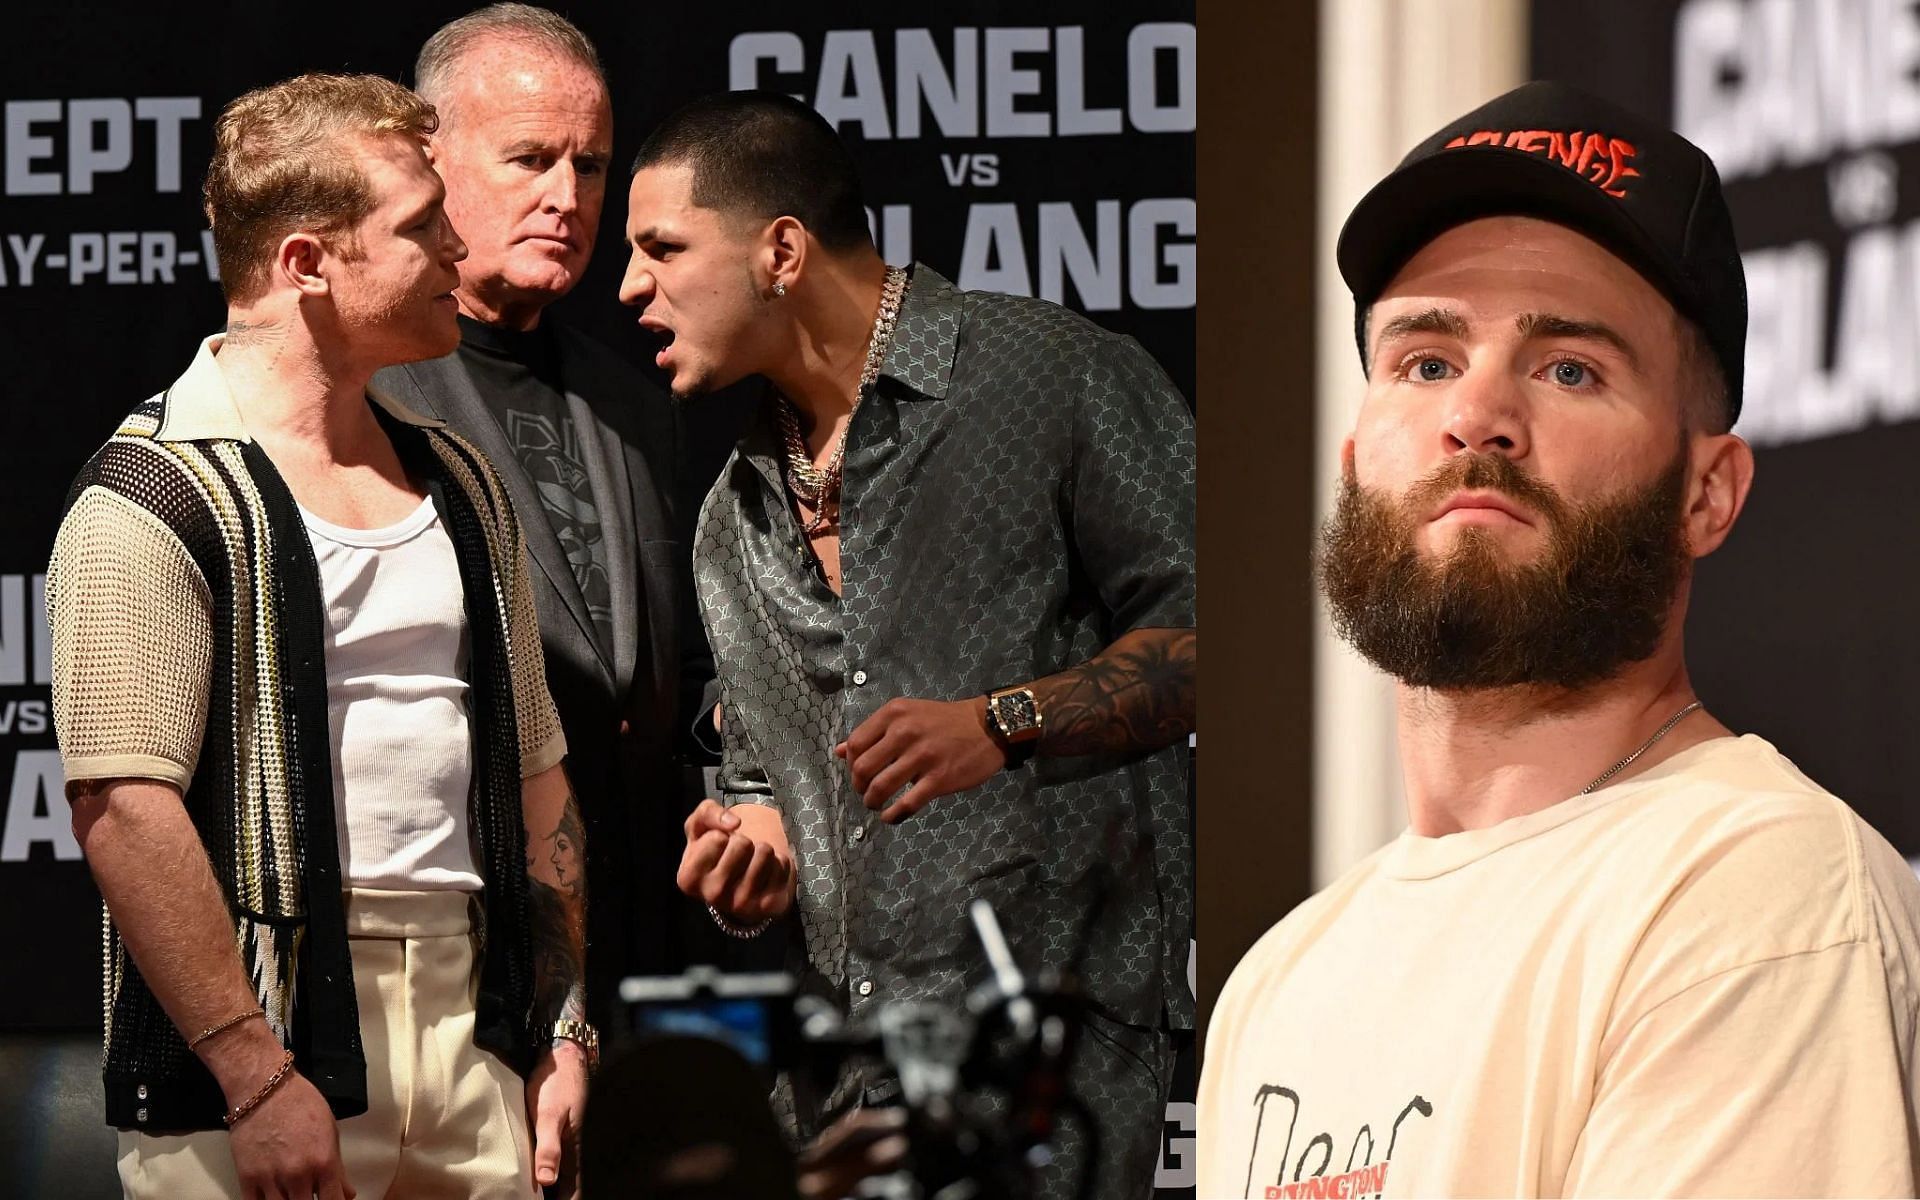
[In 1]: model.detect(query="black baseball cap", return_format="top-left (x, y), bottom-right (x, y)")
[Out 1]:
top-left (1337, 80), bottom-right (1747, 423)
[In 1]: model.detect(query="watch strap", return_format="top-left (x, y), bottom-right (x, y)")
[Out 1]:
top-left (547, 1018), bottom-right (600, 1070)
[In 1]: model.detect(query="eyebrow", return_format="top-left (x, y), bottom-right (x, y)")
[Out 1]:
top-left (502, 139), bottom-right (610, 163)
top-left (1375, 307), bottom-right (1470, 345)
top-left (628, 225), bottom-right (690, 250)
top-left (1370, 307), bottom-right (1645, 375)
top-left (1370, 307), bottom-right (1469, 370)
top-left (1515, 312), bottom-right (1642, 374)
top-left (398, 193), bottom-right (442, 227)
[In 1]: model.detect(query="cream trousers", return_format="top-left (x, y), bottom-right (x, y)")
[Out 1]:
top-left (117, 889), bottom-right (536, 1199)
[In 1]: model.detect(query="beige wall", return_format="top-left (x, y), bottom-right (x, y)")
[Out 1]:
top-left (1311, 0), bottom-right (1527, 887)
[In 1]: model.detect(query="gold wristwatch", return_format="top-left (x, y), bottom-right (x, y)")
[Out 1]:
top-left (547, 1018), bottom-right (601, 1071)
top-left (985, 685), bottom-right (1043, 768)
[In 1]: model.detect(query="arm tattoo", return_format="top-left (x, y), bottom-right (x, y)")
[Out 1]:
top-left (1030, 627), bottom-right (1196, 758)
top-left (525, 789), bottom-right (588, 1026)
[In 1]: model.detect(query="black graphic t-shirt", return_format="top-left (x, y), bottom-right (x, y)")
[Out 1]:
top-left (456, 314), bottom-right (615, 659)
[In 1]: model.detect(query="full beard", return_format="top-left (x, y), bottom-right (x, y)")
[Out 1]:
top-left (1319, 447), bottom-right (1692, 691)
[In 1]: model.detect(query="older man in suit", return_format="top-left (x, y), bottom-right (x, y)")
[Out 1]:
top-left (374, 4), bottom-right (718, 1032)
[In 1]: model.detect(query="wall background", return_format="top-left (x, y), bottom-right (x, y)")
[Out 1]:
top-left (1533, 0), bottom-right (1920, 861)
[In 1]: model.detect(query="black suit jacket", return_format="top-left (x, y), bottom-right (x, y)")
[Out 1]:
top-left (375, 322), bottom-right (718, 1028)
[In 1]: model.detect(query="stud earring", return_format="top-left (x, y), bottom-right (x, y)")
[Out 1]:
top-left (772, 282), bottom-right (787, 297)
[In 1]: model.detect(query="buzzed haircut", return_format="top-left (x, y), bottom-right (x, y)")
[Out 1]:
top-left (631, 91), bottom-right (873, 251)
top-left (414, 2), bottom-right (606, 115)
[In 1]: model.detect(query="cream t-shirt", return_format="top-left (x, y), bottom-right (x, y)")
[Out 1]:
top-left (1199, 735), bottom-right (1920, 1198)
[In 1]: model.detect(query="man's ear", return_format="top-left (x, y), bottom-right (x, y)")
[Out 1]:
top-left (1684, 432), bottom-right (1755, 559)
top-left (765, 215), bottom-right (807, 296)
top-left (276, 232), bottom-right (330, 299)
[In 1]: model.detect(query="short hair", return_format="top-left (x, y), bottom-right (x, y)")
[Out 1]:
top-left (631, 91), bottom-right (872, 251)
top-left (204, 73), bottom-right (437, 305)
top-left (1675, 312), bottom-right (1733, 434)
top-left (414, 3), bottom-right (606, 117)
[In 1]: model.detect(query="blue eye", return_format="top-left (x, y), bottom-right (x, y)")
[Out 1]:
top-left (1416, 357), bottom-right (1449, 381)
top-left (1552, 360), bottom-right (1590, 386)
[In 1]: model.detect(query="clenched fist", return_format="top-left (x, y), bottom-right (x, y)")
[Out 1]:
top-left (676, 800), bottom-right (795, 924)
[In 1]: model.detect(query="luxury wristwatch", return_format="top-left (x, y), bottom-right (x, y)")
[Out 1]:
top-left (985, 684), bottom-right (1044, 768)
top-left (547, 1018), bottom-right (601, 1071)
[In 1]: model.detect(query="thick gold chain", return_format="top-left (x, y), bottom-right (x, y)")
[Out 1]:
top-left (779, 266), bottom-right (910, 533)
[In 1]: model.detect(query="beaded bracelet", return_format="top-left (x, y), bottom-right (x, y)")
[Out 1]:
top-left (224, 1050), bottom-right (296, 1128)
top-left (707, 903), bottom-right (773, 939)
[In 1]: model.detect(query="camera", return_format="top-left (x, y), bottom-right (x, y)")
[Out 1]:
top-left (589, 900), bottom-right (1096, 1200)
top-left (619, 967), bottom-right (800, 1075)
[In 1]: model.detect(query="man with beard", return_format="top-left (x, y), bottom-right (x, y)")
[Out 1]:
top-left (621, 92), bottom-right (1195, 1199)
top-left (373, 5), bottom-right (719, 1030)
top-left (1199, 82), bottom-right (1920, 1198)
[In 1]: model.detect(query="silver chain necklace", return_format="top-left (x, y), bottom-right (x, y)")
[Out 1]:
top-left (1580, 700), bottom-right (1703, 795)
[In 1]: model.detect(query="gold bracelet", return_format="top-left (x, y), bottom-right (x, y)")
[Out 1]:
top-left (223, 1049), bottom-right (296, 1128)
top-left (188, 1007), bottom-right (265, 1050)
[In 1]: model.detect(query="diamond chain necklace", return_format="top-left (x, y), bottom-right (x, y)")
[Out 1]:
top-left (778, 265), bottom-right (910, 534)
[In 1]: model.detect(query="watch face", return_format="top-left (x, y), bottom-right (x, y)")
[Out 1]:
top-left (996, 690), bottom-right (1040, 734)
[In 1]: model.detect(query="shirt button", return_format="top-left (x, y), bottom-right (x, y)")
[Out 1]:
top-left (851, 826), bottom-right (865, 843)
top-left (136, 1084), bottom-right (148, 1100)
top-left (857, 979), bottom-right (874, 997)
top-left (852, 669), bottom-right (869, 686)
top-left (136, 1107), bottom-right (148, 1123)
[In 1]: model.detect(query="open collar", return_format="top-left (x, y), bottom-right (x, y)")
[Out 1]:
top-left (736, 262), bottom-right (962, 488)
top-left (875, 263), bottom-right (961, 401)
top-left (154, 333), bottom-right (448, 443)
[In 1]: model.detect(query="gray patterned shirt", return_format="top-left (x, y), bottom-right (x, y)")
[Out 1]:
top-left (694, 265), bottom-right (1193, 1133)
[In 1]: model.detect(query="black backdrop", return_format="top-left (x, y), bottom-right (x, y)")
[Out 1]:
top-left (0, 3), bottom-right (1196, 1192)
top-left (1532, 0), bottom-right (1920, 861)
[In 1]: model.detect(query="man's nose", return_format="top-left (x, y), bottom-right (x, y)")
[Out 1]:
top-left (1438, 367), bottom-right (1528, 459)
top-left (619, 256), bottom-right (653, 307)
top-left (442, 213), bottom-right (468, 265)
top-left (544, 164), bottom-right (579, 215)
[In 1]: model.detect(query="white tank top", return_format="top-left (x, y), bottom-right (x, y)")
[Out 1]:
top-left (302, 495), bottom-right (480, 891)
